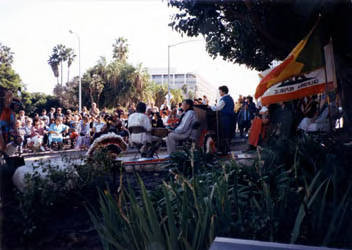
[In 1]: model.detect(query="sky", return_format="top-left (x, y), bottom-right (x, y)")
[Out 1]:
top-left (0, 0), bottom-right (260, 100)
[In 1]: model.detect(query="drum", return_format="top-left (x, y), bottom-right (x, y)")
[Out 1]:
top-left (151, 128), bottom-right (169, 137)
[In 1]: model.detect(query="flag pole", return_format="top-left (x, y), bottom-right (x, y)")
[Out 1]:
top-left (323, 37), bottom-right (336, 131)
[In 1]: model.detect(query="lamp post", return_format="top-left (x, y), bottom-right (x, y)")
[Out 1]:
top-left (69, 30), bottom-right (82, 113)
top-left (167, 39), bottom-right (202, 106)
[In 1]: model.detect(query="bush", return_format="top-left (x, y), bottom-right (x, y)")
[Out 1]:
top-left (89, 135), bottom-right (352, 249)
top-left (13, 151), bottom-right (117, 240)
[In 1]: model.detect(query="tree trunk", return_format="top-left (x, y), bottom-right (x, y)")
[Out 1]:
top-left (335, 52), bottom-right (352, 136)
top-left (89, 87), bottom-right (94, 107)
top-left (61, 62), bottom-right (63, 86)
top-left (67, 66), bottom-right (70, 84)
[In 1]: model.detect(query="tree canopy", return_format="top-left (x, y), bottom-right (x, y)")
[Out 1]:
top-left (0, 43), bottom-right (14, 66)
top-left (0, 43), bottom-right (22, 93)
top-left (169, 0), bottom-right (352, 71)
top-left (168, 0), bottom-right (352, 132)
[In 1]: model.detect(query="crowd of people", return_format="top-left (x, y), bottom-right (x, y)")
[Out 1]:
top-left (1, 84), bottom-right (265, 157)
top-left (1, 84), bottom-right (337, 158)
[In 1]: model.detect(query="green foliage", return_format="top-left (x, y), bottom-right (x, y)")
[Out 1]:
top-left (170, 88), bottom-right (183, 106)
top-left (112, 37), bottom-right (129, 62)
top-left (14, 152), bottom-right (116, 239)
top-left (76, 51), bottom-right (154, 108)
top-left (168, 0), bottom-right (352, 133)
top-left (144, 82), bottom-right (168, 107)
top-left (168, 1), bottom-right (350, 71)
top-left (21, 92), bottom-right (60, 115)
top-left (89, 135), bottom-right (352, 249)
top-left (0, 63), bottom-right (22, 92)
top-left (47, 37), bottom-right (183, 109)
top-left (16, 163), bottom-right (79, 236)
top-left (0, 42), bottom-right (14, 66)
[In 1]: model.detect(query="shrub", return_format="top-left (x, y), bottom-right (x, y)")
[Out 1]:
top-left (14, 151), bottom-right (116, 240)
top-left (89, 135), bottom-right (352, 249)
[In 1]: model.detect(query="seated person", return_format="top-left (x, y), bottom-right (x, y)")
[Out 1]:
top-left (152, 112), bottom-right (165, 128)
top-left (166, 99), bottom-right (197, 155)
top-left (104, 115), bottom-right (129, 139)
top-left (68, 115), bottom-right (79, 147)
top-left (92, 115), bottom-right (106, 140)
top-left (248, 106), bottom-right (269, 149)
top-left (48, 117), bottom-right (69, 149)
top-left (27, 119), bottom-right (46, 151)
top-left (128, 102), bottom-right (161, 157)
top-left (166, 107), bottom-right (179, 129)
top-left (75, 116), bottom-right (91, 149)
top-left (297, 101), bottom-right (333, 132)
top-left (23, 118), bottom-right (33, 148)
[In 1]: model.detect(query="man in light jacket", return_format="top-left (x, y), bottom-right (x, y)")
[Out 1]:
top-left (166, 99), bottom-right (197, 155)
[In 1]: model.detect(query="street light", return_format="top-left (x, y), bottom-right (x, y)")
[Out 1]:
top-left (69, 30), bottom-right (82, 113)
top-left (168, 39), bottom-right (202, 106)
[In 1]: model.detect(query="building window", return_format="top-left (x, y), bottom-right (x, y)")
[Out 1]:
top-left (186, 73), bottom-right (196, 79)
top-left (152, 75), bottom-right (162, 79)
top-left (186, 79), bottom-right (196, 84)
top-left (175, 74), bottom-right (185, 79)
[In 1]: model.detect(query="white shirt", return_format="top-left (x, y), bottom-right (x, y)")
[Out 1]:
top-left (128, 112), bottom-right (152, 144)
top-left (93, 122), bottom-right (105, 133)
top-left (160, 104), bottom-right (170, 111)
top-left (211, 94), bottom-right (227, 111)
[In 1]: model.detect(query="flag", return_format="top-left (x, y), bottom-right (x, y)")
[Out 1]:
top-left (255, 19), bottom-right (324, 99)
top-left (260, 68), bottom-right (330, 106)
top-left (260, 41), bottom-right (336, 106)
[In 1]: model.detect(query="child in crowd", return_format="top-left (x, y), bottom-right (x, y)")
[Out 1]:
top-left (48, 117), bottom-right (69, 150)
top-left (92, 115), bottom-right (105, 140)
top-left (28, 119), bottom-right (45, 151)
top-left (15, 119), bottom-right (26, 153)
top-left (75, 116), bottom-right (91, 149)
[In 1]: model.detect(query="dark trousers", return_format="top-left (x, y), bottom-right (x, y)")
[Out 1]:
top-left (239, 120), bottom-right (251, 137)
top-left (219, 114), bottom-right (234, 154)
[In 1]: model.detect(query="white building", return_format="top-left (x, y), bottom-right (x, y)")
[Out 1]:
top-left (147, 68), bottom-right (216, 104)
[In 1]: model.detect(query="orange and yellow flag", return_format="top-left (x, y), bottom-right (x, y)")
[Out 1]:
top-left (255, 20), bottom-right (323, 99)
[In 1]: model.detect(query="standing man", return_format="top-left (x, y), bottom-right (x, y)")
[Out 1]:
top-left (89, 102), bottom-right (100, 118)
top-left (48, 108), bottom-right (56, 121)
top-left (211, 85), bottom-right (235, 155)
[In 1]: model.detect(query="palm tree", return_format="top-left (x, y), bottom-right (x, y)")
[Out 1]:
top-left (89, 73), bottom-right (104, 106)
top-left (66, 48), bottom-right (76, 83)
top-left (170, 88), bottom-right (184, 106)
top-left (48, 54), bottom-right (60, 85)
top-left (48, 44), bottom-right (68, 86)
top-left (58, 44), bottom-right (68, 86)
top-left (112, 37), bottom-right (128, 62)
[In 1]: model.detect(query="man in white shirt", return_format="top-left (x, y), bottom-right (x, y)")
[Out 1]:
top-left (166, 99), bottom-right (197, 155)
top-left (128, 102), bottom-right (161, 156)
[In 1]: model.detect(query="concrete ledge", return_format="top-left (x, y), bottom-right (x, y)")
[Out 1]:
top-left (210, 237), bottom-right (344, 250)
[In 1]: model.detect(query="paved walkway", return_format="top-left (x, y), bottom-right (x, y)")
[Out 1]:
top-left (22, 136), bottom-right (251, 168)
